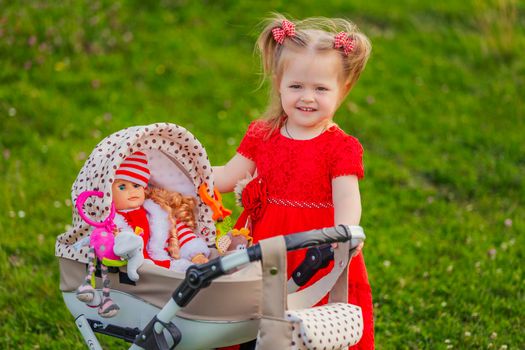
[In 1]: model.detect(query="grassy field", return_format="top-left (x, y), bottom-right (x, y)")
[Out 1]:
top-left (0, 1), bottom-right (523, 349)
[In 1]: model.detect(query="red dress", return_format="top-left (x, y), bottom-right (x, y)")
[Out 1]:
top-left (235, 121), bottom-right (374, 349)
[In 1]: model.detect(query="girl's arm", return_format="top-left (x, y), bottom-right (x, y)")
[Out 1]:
top-left (213, 153), bottom-right (256, 193)
top-left (332, 175), bottom-right (363, 251)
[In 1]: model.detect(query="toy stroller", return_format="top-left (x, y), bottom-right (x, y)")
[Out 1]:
top-left (56, 123), bottom-right (366, 349)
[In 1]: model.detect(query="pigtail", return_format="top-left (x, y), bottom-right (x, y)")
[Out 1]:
top-left (255, 14), bottom-right (289, 135)
top-left (336, 22), bottom-right (372, 92)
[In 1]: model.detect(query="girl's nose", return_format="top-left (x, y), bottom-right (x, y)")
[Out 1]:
top-left (301, 93), bottom-right (314, 103)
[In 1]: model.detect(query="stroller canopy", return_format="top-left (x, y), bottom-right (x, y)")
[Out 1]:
top-left (55, 123), bottom-right (216, 263)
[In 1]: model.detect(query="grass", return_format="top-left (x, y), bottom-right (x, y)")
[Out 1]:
top-left (0, 0), bottom-right (523, 349)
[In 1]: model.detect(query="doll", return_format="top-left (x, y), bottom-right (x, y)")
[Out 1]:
top-left (75, 191), bottom-right (144, 318)
top-left (112, 152), bottom-right (210, 272)
top-left (146, 187), bottom-right (210, 270)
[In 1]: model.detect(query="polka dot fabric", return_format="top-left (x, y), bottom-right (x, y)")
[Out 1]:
top-left (55, 123), bottom-right (217, 263)
top-left (286, 303), bottom-right (363, 349)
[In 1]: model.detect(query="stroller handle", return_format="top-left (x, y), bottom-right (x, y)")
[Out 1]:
top-left (173, 225), bottom-right (364, 307)
top-left (282, 224), bottom-right (364, 252)
top-left (132, 225), bottom-right (365, 349)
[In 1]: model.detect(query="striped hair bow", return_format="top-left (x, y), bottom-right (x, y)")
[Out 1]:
top-left (334, 32), bottom-right (355, 56)
top-left (272, 20), bottom-right (295, 44)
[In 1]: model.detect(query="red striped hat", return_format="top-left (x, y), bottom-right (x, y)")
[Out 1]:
top-left (115, 151), bottom-right (150, 187)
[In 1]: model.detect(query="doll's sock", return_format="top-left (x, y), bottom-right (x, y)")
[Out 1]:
top-left (98, 265), bottom-right (119, 318)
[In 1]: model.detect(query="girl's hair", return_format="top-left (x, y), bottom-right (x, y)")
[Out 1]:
top-left (256, 13), bottom-right (372, 135)
top-left (146, 187), bottom-right (197, 230)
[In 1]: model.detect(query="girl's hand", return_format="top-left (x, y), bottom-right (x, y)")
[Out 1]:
top-left (352, 242), bottom-right (364, 255)
top-left (331, 241), bottom-right (364, 255)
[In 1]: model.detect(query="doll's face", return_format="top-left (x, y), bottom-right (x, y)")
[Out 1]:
top-left (112, 179), bottom-right (145, 210)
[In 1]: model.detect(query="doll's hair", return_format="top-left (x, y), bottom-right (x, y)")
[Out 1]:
top-left (256, 13), bottom-right (372, 135)
top-left (146, 188), bottom-right (197, 230)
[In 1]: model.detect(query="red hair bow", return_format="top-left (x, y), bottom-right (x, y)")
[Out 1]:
top-left (334, 32), bottom-right (355, 56)
top-left (272, 20), bottom-right (295, 44)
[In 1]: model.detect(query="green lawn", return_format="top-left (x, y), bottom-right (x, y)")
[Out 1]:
top-left (1, 1), bottom-right (523, 349)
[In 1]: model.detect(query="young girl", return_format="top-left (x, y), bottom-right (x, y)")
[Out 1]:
top-left (213, 14), bottom-right (374, 349)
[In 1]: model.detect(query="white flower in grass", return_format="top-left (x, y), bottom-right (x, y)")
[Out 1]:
top-left (446, 265), bottom-right (454, 273)
top-left (227, 137), bottom-right (236, 146)
top-left (499, 345), bottom-right (508, 350)
top-left (383, 260), bottom-right (391, 267)
top-left (54, 201), bottom-right (61, 208)
top-left (9, 211), bottom-right (16, 218)
top-left (447, 345), bottom-right (453, 349)
top-left (8, 107), bottom-right (16, 117)
top-left (64, 224), bottom-right (72, 231)
top-left (441, 301), bottom-right (447, 307)
top-left (464, 331), bottom-right (471, 337)
top-left (490, 332), bottom-right (497, 339)
top-left (18, 210), bottom-right (26, 218)
top-left (75, 152), bottom-right (87, 161)
top-left (504, 218), bottom-right (512, 227)
top-left (410, 325), bottom-right (420, 333)
top-left (65, 199), bottom-right (72, 207)
top-left (444, 339), bottom-right (451, 344)
top-left (91, 129), bottom-right (102, 139)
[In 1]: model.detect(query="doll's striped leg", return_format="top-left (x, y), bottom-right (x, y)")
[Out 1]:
top-left (76, 248), bottom-right (96, 303)
top-left (97, 264), bottom-right (119, 318)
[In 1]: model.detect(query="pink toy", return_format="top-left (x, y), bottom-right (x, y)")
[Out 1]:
top-left (76, 190), bottom-right (120, 261)
top-left (75, 190), bottom-right (121, 318)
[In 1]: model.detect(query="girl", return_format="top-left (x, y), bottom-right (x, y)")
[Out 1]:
top-left (214, 14), bottom-right (374, 349)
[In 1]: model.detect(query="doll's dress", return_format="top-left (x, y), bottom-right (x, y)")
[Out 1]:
top-left (235, 121), bottom-right (374, 349)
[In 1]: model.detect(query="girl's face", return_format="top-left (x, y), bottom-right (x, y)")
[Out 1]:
top-left (278, 50), bottom-right (348, 138)
top-left (112, 179), bottom-right (145, 210)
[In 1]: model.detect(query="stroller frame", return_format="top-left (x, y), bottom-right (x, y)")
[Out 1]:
top-left (69, 225), bottom-right (365, 350)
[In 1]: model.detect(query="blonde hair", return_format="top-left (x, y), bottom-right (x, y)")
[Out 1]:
top-left (146, 188), bottom-right (197, 258)
top-left (256, 13), bottom-right (372, 135)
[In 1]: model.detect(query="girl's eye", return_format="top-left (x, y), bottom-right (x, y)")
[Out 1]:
top-left (118, 184), bottom-right (126, 190)
top-left (133, 184), bottom-right (141, 188)
top-left (317, 86), bottom-right (329, 91)
top-left (289, 84), bottom-right (301, 89)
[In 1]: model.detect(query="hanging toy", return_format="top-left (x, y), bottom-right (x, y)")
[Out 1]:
top-left (74, 190), bottom-right (144, 318)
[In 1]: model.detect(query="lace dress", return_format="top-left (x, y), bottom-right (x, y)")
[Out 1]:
top-left (235, 120), bottom-right (374, 349)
